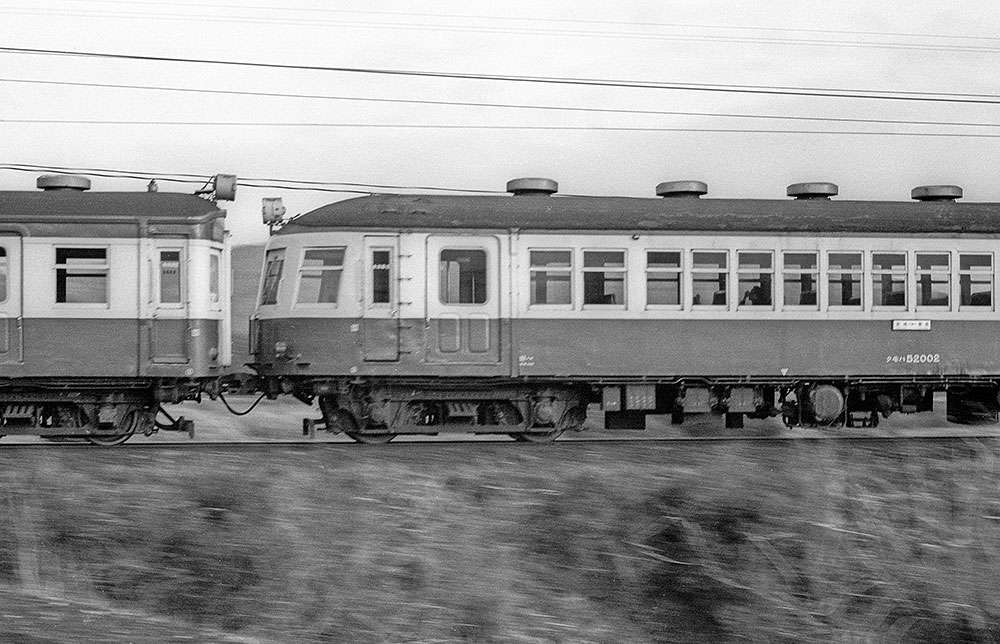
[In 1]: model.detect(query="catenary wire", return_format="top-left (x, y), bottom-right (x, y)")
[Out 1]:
top-left (0, 164), bottom-right (507, 194)
top-left (3, 46), bottom-right (1000, 105)
top-left (3, 6), bottom-right (1000, 54)
top-left (42, 0), bottom-right (1000, 43)
top-left (5, 121), bottom-right (1000, 138)
top-left (4, 77), bottom-right (1000, 129)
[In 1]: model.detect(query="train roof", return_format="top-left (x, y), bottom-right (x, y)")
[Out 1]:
top-left (0, 191), bottom-right (223, 219)
top-left (278, 194), bottom-right (1000, 236)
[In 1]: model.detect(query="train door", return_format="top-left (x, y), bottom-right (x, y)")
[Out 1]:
top-left (150, 242), bottom-right (189, 363)
top-left (425, 234), bottom-right (501, 364)
top-left (0, 236), bottom-right (22, 364)
top-left (362, 235), bottom-right (400, 361)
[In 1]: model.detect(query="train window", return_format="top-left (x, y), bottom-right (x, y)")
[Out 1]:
top-left (55, 248), bottom-right (108, 304)
top-left (530, 250), bottom-right (572, 305)
top-left (828, 252), bottom-right (863, 308)
top-left (259, 249), bottom-right (285, 306)
top-left (782, 252), bottom-right (818, 308)
top-left (959, 254), bottom-right (992, 308)
top-left (916, 253), bottom-right (950, 308)
top-left (371, 249), bottom-right (392, 305)
top-left (737, 251), bottom-right (773, 307)
top-left (583, 250), bottom-right (626, 306)
top-left (159, 250), bottom-right (182, 304)
top-left (872, 253), bottom-right (907, 308)
top-left (297, 248), bottom-right (345, 304)
top-left (692, 251), bottom-right (728, 306)
top-left (646, 251), bottom-right (681, 306)
top-left (440, 249), bottom-right (487, 304)
top-left (209, 252), bottom-right (221, 305)
top-left (0, 247), bottom-right (6, 304)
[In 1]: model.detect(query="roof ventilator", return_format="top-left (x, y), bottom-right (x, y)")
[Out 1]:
top-left (787, 182), bottom-right (838, 200)
top-left (911, 185), bottom-right (963, 201)
top-left (656, 180), bottom-right (708, 198)
top-left (37, 174), bottom-right (91, 191)
top-left (507, 177), bottom-right (558, 196)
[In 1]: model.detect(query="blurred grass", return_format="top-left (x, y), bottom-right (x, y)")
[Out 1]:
top-left (1, 441), bottom-right (999, 641)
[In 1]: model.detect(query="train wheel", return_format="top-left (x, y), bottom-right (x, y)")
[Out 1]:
top-left (332, 409), bottom-right (396, 444)
top-left (86, 409), bottom-right (139, 447)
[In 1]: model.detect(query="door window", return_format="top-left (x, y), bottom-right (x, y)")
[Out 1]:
top-left (439, 249), bottom-right (487, 304)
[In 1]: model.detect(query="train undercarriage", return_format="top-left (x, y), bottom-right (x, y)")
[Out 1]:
top-left (0, 380), bottom-right (205, 445)
top-left (278, 376), bottom-right (1000, 443)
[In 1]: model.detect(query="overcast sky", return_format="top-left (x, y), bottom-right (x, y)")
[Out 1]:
top-left (2, 1), bottom-right (1000, 245)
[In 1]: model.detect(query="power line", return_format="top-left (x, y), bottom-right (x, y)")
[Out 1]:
top-left (4, 77), bottom-right (1000, 129)
top-left (0, 163), bottom-right (506, 194)
top-left (44, 0), bottom-right (1000, 43)
top-left (4, 6), bottom-right (1000, 55)
top-left (5, 120), bottom-right (1000, 138)
top-left (3, 46), bottom-right (1000, 105)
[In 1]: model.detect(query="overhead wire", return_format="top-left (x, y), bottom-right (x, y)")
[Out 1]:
top-left (3, 6), bottom-right (1000, 54)
top-left (3, 46), bottom-right (1000, 105)
top-left (4, 121), bottom-right (1000, 138)
top-left (3, 77), bottom-right (1000, 129)
top-left (41, 0), bottom-right (1000, 44)
top-left (0, 163), bottom-right (507, 194)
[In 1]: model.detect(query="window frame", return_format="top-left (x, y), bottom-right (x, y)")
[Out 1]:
top-left (0, 246), bottom-right (7, 305)
top-left (528, 248), bottom-right (574, 309)
top-left (826, 251), bottom-right (864, 311)
top-left (581, 248), bottom-right (627, 309)
top-left (258, 247), bottom-right (286, 307)
top-left (438, 247), bottom-right (490, 306)
top-left (154, 247), bottom-right (186, 309)
top-left (736, 250), bottom-right (774, 310)
top-left (871, 251), bottom-right (908, 311)
top-left (690, 250), bottom-right (730, 309)
top-left (958, 252), bottom-right (994, 311)
top-left (914, 251), bottom-right (951, 310)
top-left (293, 246), bottom-right (347, 308)
top-left (53, 245), bottom-right (110, 308)
top-left (368, 246), bottom-right (394, 308)
top-left (780, 251), bottom-right (819, 310)
top-left (644, 249), bottom-right (683, 310)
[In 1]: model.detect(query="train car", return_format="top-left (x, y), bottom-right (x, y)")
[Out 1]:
top-left (250, 178), bottom-right (1000, 442)
top-left (0, 174), bottom-right (234, 444)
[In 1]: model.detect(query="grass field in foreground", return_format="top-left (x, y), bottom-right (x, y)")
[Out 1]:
top-left (1, 441), bottom-right (999, 641)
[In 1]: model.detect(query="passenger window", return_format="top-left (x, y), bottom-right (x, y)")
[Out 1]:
top-left (646, 251), bottom-right (681, 306)
top-left (159, 250), bottom-right (182, 304)
top-left (440, 249), bottom-right (487, 304)
top-left (259, 249), bottom-right (285, 306)
top-left (872, 253), bottom-right (907, 308)
top-left (297, 248), bottom-right (345, 304)
top-left (0, 247), bottom-right (6, 304)
top-left (371, 249), bottom-right (392, 305)
top-left (209, 252), bottom-right (220, 305)
top-left (692, 251), bottom-right (728, 306)
top-left (959, 254), bottom-right (992, 308)
top-left (738, 252), bottom-right (773, 307)
top-left (583, 251), bottom-right (626, 306)
top-left (828, 252), bottom-right (863, 308)
top-left (916, 253), bottom-right (950, 308)
top-left (55, 248), bottom-right (108, 304)
top-left (530, 250), bottom-right (572, 305)
top-left (782, 252), bottom-right (818, 308)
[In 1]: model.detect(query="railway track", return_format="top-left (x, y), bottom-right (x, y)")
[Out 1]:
top-left (1, 432), bottom-right (999, 447)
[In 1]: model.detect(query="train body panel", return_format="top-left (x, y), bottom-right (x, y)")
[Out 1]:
top-left (0, 177), bottom-right (233, 442)
top-left (250, 187), bottom-right (1000, 439)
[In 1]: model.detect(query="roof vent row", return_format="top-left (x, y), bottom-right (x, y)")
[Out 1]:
top-left (506, 178), bottom-right (964, 201)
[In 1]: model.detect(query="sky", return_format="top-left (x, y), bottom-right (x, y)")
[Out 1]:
top-left (2, 0), bottom-right (1000, 246)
